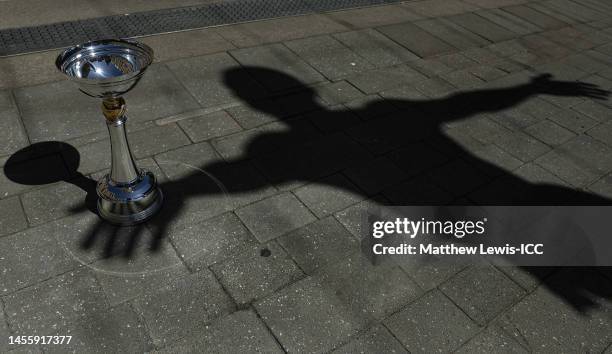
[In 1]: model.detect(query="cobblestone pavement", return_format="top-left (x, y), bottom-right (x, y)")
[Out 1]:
top-left (2, 0), bottom-right (612, 352)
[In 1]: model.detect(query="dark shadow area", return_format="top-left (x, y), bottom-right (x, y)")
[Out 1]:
top-left (4, 67), bottom-right (612, 311)
top-left (4, 141), bottom-right (98, 213)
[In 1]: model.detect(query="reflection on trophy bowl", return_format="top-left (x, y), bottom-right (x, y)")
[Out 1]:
top-left (56, 39), bottom-right (153, 98)
top-left (56, 39), bottom-right (163, 226)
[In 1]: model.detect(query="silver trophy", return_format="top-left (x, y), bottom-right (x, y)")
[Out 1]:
top-left (56, 39), bottom-right (163, 225)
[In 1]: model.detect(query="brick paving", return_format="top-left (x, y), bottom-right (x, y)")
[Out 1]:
top-left (1, 0), bottom-right (612, 352)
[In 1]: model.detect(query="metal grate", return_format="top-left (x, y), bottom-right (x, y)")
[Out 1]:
top-left (0, 0), bottom-right (403, 56)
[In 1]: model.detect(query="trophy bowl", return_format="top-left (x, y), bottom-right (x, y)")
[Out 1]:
top-left (56, 39), bottom-right (153, 98)
top-left (56, 39), bottom-right (163, 225)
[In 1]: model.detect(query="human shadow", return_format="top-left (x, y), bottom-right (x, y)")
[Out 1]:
top-left (4, 67), bottom-right (612, 310)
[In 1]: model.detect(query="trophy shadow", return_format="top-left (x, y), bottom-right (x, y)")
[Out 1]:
top-left (4, 67), bottom-right (612, 311)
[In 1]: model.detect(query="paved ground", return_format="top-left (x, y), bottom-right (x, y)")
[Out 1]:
top-left (0, 0), bottom-right (221, 30)
top-left (2, 0), bottom-right (612, 352)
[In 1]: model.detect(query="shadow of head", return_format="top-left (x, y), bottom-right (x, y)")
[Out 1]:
top-left (4, 141), bottom-right (97, 213)
top-left (223, 65), bottom-right (318, 113)
top-left (4, 141), bottom-right (81, 185)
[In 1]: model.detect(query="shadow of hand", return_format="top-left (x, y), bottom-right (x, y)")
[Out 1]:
top-left (531, 73), bottom-right (610, 100)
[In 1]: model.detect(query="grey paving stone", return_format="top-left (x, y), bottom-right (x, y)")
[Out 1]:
top-left (4, 269), bottom-right (107, 335)
top-left (488, 39), bottom-right (529, 58)
top-left (215, 13), bottom-right (349, 47)
top-left (441, 70), bottom-right (485, 89)
top-left (0, 219), bottom-right (80, 293)
top-left (536, 135), bottom-right (612, 186)
top-left (92, 241), bottom-right (189, 306)
top-left (155, 310), bottom-right (283, 353)
top-left (344, 94), bottom-right (398, 120)
top-left (344, 157), bottom-right (409, 196)
top-left (312, 81), bottom-right (364, 107)
top-left (455, 325), bottom-right (527, 353)
top-left (495, 266), bottom-right (555, 292)
top-left (402, 0), bottom-right (479, 17)
top-left (0, 196), bottom-right (27, 237)
top-left (122, 64), bottom-right (202, 123)
top-left (525, 119), bottom-right (576, 146)
top-left (74, 138), bottom-right (111, 175)
top-left (0, 91), bottom-right (28, 157)
top-left (255, 276), bottom-right (371, 353)
top-left (415, 18), bottom-right (490, 51)
top-left (387, 142), bottom-right (449, 177)
top-left (13, 81), bottom-right (102, 142)
top-left (377, 22), bottom-right (456, 58)
top-left (0, 309), bottom-right (10, 352)
top-left (19, 182), bottom-right (87, 226)
top-left (383, 176), bottom-right (454, 205)
top-left (540, 0), bottom-right (604, 22)
top-left (512, 162), bottom-right (568, 185)
top-left (285, 35), bottom-right (374, 79)
top-left (492, 98), bottom-right (560, 130)
top-left (170, 212), bottom-right (258, 270)
top-left (230, 44), bottom-right (325, 91)
top-left (331, 324), bottom-right (407, 354)
top-left (588, 120), bottom-right (612, 147)
top-left (462, 48), bottom-right (504, 65)
top-left (347, 64), bottom-right (428, 94)
top-left (475, 8), bottom-right (542, 35)
top-left (446, 13), bottom-right (517, 43)
top-left (132, 270), bottom-right (234, 347)
top-left (434, 53), bottom-right (480, 70)
top-left (493, 130), bottom-right (551, 162)
top-left (439, 265), bottom-right (526, 325)
top-left (384, 290), bottom-right (479, 353)
top-left (333, 29), bottom-right (420, 67)
top-left (212, 117), bottom-right (320, 161)
top-left (277, 217), bottom-right (359, 274)
top-left (177, 111), bottom-right (242, 142)
top-left (15, 65), bottom-right (199, 143)
top-left (5, 346), bottom-right (42, 353)
top-left (590, 173), bottom-right (612, 198)
top-left (397, 255), bottom-right (468, 290)
top-left (447, 115), bottom-right (511, 145)
top-left (129, 123), bottom-right (191, 159)
top-left (503, 5), bottom-right (567, 30)
top-left (346, 114), bottom-right (424, 154)
top-left (141, 28), bottom-right (235, 62)
top-left (294, 174), bottom-right (364, 218)
top-left (154, 141), bottom-right (220, 179)
top-left (225, 104), bottom-right (280, 130)
top-left (412, 77), bottom-right (456, 98)
top-left (305, 106), bottom-right (362, 133)
top-left (471, 144), bottom-right (524, 176)
top-left (428, 159), bottom-right (491, 197)
top-left (408, 57), bottom-right (454, 77)
top-left (334, 197), bottom-right (387, 239)
top-left (44, 303), bottom-right (151, 353)
top-left (254, 133), bottom-right (371, 188)
top-left (315, 254), bottom-right (423, 320)
top-left (493, 59), bottom-right (530, 74)
top-left (236, 192), bottom-right (316, 242)
top-left (571, 100), bottom-right (612, 122)
top-left (468, 65), bottom-right (508, 82)
top-left (210, 241), bottom-right (303, 305)
top-left (167, 52), bottom-right (266, 108)
top-left (497, 270), bottom-right (612, 352)
top-left (327, 4), bottom-right (423, 29)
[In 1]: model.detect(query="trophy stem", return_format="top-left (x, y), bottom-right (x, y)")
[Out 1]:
top-left (102, 97), bottom-right (140, 184)
top-left (96, 97), bottom-right (163, 225)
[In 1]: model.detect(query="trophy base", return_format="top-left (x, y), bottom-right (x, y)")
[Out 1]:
top-left (96, 170), bottom-right (163, 226)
